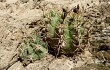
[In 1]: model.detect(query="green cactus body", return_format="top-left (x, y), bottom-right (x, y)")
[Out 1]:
top-left (19, 33), bottom-right (48, 65)
top-left (63, 21), bottom-right (75, 54)
top-left (47, 11), bottom-right (60, 37)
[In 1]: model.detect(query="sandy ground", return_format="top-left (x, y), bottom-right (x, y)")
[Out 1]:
top-left (0, 0), bottom-right (110, 70)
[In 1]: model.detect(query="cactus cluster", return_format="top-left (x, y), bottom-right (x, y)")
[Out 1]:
top-left (19, 7), bottom-right (89, 65)
top-left (41, 8), bottom-right (88, 56)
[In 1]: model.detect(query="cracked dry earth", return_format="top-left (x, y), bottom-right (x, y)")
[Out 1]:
top-left (0, 0), bottom-right (110, 70)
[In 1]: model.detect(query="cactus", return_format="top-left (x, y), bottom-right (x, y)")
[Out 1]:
top-left (19, 33), bottom-right (48, 65)
top-left (43, 10), bottom-right (79, 56)
top-left (44, 9), bottom-right (87, 56)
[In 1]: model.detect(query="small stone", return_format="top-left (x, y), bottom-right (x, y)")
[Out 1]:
top-left (48, 58), bottom-right (73, 70)
top-left (8, 61), bottom-right (26, 70)
top-left (0, 0), bottom-right (6, 2)
top-left (20, 0), bottom-right (29, 3)
top-left (6, 0), bottom-right (18, 4)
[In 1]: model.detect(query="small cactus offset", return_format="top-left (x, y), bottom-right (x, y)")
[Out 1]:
top-left (19, 33), bottom-right (48, 65)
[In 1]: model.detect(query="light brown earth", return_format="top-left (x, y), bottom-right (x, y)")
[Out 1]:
top-left (0, 0), bottom-right (110, 70)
